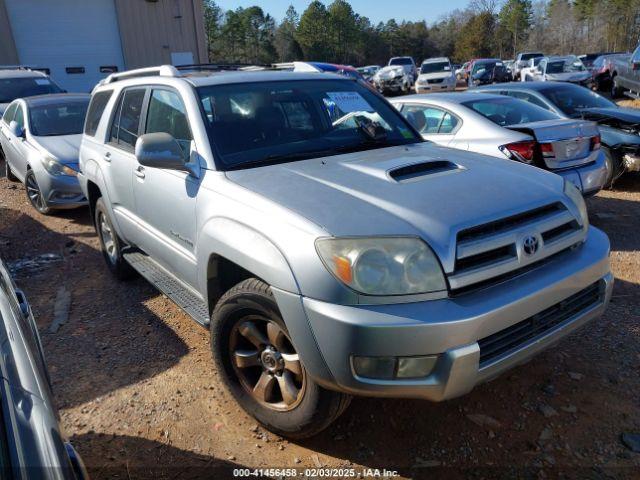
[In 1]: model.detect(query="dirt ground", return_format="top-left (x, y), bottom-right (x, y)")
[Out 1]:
top-left (0, 160), bottom-right (639, 479)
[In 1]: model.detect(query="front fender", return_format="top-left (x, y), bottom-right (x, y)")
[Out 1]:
top-left (79, 159), bottom-right (121, 233)
top-left (196, 217), bottom-right (299, 297)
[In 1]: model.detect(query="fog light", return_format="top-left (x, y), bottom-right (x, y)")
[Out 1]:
top-left (396, 356), bottom-right (438, 379)
top-left (353, 356), bottom-right (395, 380)
top-left (353, 355), bottom-right (438, 380)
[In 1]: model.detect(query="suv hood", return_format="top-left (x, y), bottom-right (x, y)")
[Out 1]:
top-left (226, 143), bottom-right (565, 273)
top-left (32, 134), bottom-right (82, 164)
top-left (418, 72), bottom-right (452, 81)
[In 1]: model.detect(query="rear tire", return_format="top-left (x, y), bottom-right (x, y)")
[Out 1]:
top-left (3, 157), bottom-right (18, 181)
top-left (94, 197), bottom-right (135, 280)
top-left (210, 278), bottom-right (351, 439)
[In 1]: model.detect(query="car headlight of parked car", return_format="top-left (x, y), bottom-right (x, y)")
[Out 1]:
top-left (564, 180), bottom-right (589, 229)
top-left (42, 157), bottom-right (78, 177)
top-left (316, 237), bottom-right (446, 296)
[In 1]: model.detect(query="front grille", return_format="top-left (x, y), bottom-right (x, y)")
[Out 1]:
top-left (449, 203), bottom-right (584, 292)
top-left (478, 281), bottom-right (604, 366)
top-left (427, 78), bottom-right (444, 84)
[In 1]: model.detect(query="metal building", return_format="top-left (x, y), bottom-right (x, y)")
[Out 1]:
top-left (0, 0), bottom-right (207, 92)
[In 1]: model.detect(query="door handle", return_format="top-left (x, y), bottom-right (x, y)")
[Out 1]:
top-left (135, 166), bottom-right (145, 179)
top-left (103, 152), bottom-right (112, 162)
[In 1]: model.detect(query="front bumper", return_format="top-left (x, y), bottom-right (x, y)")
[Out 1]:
top-left (415, 83), bottom-right (455, 93)
top-left (283, 227), bottom-right (611, 401)
top-left (552, 151), bottom-right (608, 196)
top-left (38, 171), bottom-right (87, 209)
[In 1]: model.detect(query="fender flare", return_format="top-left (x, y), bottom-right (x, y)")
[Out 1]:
top-left (196, 217), bottom-right (300, 298)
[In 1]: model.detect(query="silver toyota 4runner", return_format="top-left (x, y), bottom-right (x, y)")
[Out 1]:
top-left (78, 66), bottom-right (613, 438)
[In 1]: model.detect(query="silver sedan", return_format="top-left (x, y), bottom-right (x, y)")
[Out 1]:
top-left (390, 92), bottom-right (608, 196)
top-left (0, 93), bottom-right (89, 214)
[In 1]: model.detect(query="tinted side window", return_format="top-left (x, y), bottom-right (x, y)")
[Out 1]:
top-left (145, 89), bottom-right (192, 159)
top-left (2, 103), bottom-right (17, 124)
top-left (401, 105), bottom-right (457, 134)
top-left (109, 88), bottom-right (145, 150)
top-left (85, 90), bottom-right (113, 136)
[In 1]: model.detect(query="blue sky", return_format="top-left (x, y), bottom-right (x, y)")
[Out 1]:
top-left (214, 0), bottom-right (471, 25)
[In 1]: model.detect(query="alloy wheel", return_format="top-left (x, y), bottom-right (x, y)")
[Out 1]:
top-left (230, 316), bottom-right (305, 411)
top-left (98, 212), bottom-right (118, 264)
top-left (26, 172), bottom-right (46, 211)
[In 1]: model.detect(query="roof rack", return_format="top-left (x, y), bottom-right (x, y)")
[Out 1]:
top-left (175, 63), bottom-right (274, 72)
top-left (101, 65), bottom-right (180, 85)
top-left (0, 65), bottom-right (33, 71)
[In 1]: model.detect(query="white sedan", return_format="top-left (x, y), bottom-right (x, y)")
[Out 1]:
top-left (390, 93), bottom-right (608, 195)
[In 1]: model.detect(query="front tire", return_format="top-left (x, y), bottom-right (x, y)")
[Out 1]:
top-left (602, 146), bottom-right (624, 189)
top-left (210, 278), bottom-right (351, 439)
top-left (94, 197), bottom-right (135, 280)
top-left (25, 169), bottom-right (51, 214)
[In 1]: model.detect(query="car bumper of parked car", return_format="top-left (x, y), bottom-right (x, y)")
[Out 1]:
top-left (39, 171), bottom-right (87, 209)
top-left (282, 227), bottom-right (612, 401)
top-left (552, 151), bottom-right (608, 196)
top-left (415, 84), bottom-right (455, 93)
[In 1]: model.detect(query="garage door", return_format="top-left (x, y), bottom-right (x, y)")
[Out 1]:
top-left (5, 0), bottom-right (125, 93)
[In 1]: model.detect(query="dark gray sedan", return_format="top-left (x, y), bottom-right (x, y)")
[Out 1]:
top-left (0, 258), bottom-right (87, 479)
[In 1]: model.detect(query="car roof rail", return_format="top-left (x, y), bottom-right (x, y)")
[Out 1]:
top-left (0, 65), bottom-right (34, 71)
top-left (175, 63), bottom-right (276, 72)
top-left (100, 65), bottom-right (180, 85)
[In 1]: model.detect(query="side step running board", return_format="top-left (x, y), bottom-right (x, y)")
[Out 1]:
top-left (123, 251), bottom-right (210, 327)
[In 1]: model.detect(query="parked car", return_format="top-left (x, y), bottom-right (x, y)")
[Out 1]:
top-left (520, 56), bottom-right (545, 81)
top-left (578, 52), bottom-right (625, 69)
top-left (514, 52), bottom-right (544, 79)
top-left (292, 62), bottom-right (365, 81)
top-left (388, 56), bottom-right (417, 82)
top-left (391, 93), bottom-right (607, 195)
top-left (373, 65), bottom-right (413, 94)
top-left (77, 65), bottom-right (613, 438)
top-left (468, 59), bottom-right (510, 87)
top-left (356, 65), bottom-right (380, 82)
top-left (415, 57), bottom-right (456, 93)
top-left (522, 56), bottom-right (591, 86)
top-left (0, 68), bottom-right (64, 117)
top-left (456, 61), bottom-right (470, 81)
top-left (475, 82), bottom-right (640, 187)
top-left (0, 94), bottom-right (89, 214)
top-left (503, 60), bottom-right (515, 81)
top-left (610, 44), bottom-right (640, 99)
top-left (590, 54), bottom-right (630, 91)
top-left (0, 257), bottom-right (88, 479)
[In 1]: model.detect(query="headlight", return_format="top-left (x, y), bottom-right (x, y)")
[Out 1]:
top-left (564, 180), bottom-right (588, 229)
top-left (316, 237), bottom-right (446, 296)
top-left (42, 157), bottom-right (78, 177)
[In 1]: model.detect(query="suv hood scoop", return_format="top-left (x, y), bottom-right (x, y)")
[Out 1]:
top-left (388, 160), bottom-right (462, 182)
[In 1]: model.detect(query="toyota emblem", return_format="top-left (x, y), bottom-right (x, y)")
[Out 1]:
top-left (523, 235), bottom-right (539, 256)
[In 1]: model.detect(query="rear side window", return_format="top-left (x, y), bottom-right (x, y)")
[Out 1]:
top-left (84, 91), bottom-right (113, 136)
top-left (145, 89), bottom-right (192, 160)
top-left (2, 103), bottom-right (17, 124)
top-left (401, 105), bottom-right (459, 135)
top-left (13, 106), bottom-right (24, 130)
top-left (109, 88), bottom-right (146, 150)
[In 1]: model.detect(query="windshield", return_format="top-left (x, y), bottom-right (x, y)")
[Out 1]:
top-left (472, 62), bottom-right (499, 75)
top-left (390, 58), bottom-right (413, 66)
top-left (463, 97), bottom-right (559, 127)
top-left (546, 58), bottom-right (585, 74)
top-left (198, 79), bottom-right (421, 170)
top-left (540, 84), bottom-right (616, 116)
top-left (421, 62), bottom-right (451, 74)
top-left (29, 99), bottom-right (89, 136)
top-left (0, 77), bottom-right (63, 103)
top-left (521, 53), bottom-right (543, 61)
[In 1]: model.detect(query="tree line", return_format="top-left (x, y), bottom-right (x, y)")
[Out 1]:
top-left (203, 0), bottom-right (640, 66)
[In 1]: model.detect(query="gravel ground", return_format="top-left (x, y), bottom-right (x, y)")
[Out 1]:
top-left (0, 160), bottom-right (639, 479)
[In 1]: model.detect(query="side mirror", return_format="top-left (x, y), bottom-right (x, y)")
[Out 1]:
top-left (9, 120), bottom-right (24, 139)
top-left (135, 132), bottom-right (190, 172)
